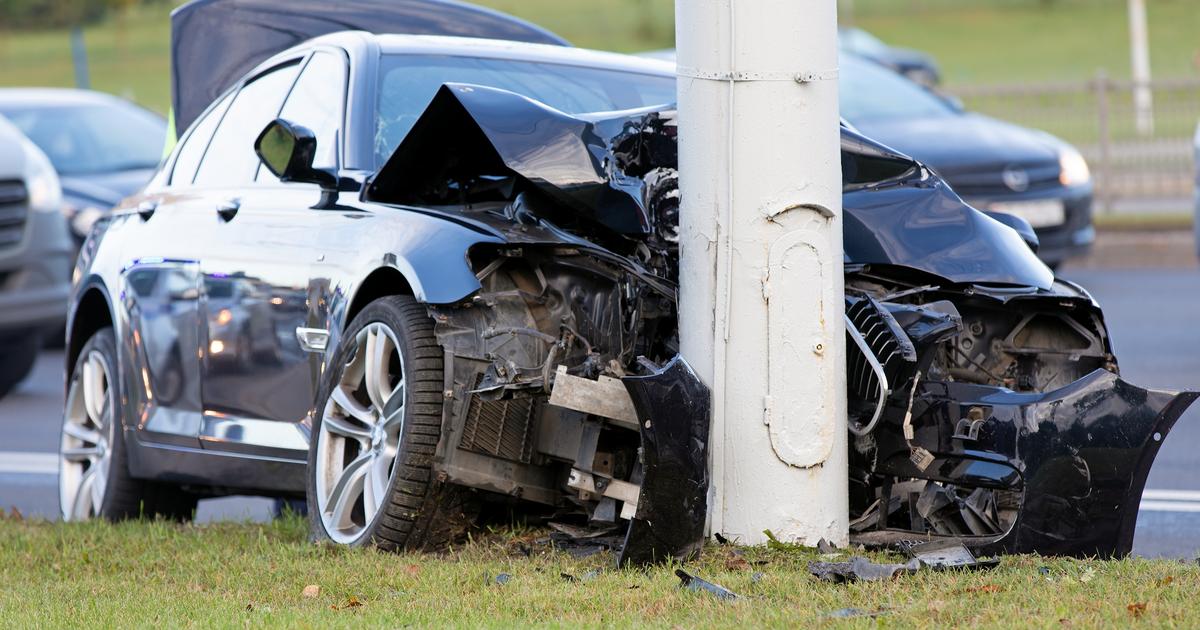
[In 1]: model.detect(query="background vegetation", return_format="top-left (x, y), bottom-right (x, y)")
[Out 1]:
top-left (0, 0), bottom-right (1195, 113)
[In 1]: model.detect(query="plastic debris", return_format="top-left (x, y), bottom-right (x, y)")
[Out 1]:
top-left (907, 540), bottom-right (1000, 571)
top-left (809, 556), bottom-right (920, 583)
top-left (675, 569), bottom-right (739, 600)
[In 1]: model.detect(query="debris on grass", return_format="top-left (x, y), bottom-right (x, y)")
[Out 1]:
top-left (301, 584), bottom-right (320, 599)
top-left (675, 569), bottom-right (739, 600)
top-left (331, 596), bottom-right (362, 611)
top-left (826, 607), bottom-right (890, 619)
top-left (493, 573), bottom-right (512, 586)
top-left (965, 584), bottom-right (1002, 594)
top-left (907, 540), bottom-right (1000, 571)
top-left (1127, 602), bottom-right (1148, 618)
top-left (809, 556), bottom-right (920, 583)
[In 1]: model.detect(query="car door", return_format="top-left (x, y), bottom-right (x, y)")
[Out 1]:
top-left (193, 51), bottom-right (347, 457)
top-left (118, 91), bottom-right (234, 449)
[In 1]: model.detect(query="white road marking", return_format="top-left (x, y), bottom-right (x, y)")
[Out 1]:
top-left (0, 452), bottom-right (58, 475)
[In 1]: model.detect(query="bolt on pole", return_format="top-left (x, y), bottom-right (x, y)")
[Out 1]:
top-left (675, 0), bottom-right (848, 545)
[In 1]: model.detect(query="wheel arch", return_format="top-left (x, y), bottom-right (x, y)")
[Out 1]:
top-left (343, 266), bottom-right (416, 331)
top-left (67, 280), bottom-right (116, 381)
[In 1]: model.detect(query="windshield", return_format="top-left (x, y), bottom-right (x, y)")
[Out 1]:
top-left (839, 55), bottom-right (955, 122)
top-left (0, 102), bottom-right (165, 175)
top-left (374, 54), bottom-right (676, 165)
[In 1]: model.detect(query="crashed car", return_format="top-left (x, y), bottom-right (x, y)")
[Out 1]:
top-left (62, 13), bottom-right (1194, 563)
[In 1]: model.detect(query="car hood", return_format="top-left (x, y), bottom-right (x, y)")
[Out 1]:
top-left (60, 168), bottom-right (155, 208)
top-left (367, 84), bottom-right (1054, 291)
top-left (852, 112), bottom-right (1061, 176)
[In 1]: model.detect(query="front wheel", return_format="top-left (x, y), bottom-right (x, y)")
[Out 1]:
top-left (307, 295), bottom-right (475, 550)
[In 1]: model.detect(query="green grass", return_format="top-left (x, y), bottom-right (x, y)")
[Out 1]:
top-left (851, 0), bottom-right (1200, 85)
top-left (1, 515), bottom-right (1198, 627)
top-left (1, 0), bottom-right (1196, 115)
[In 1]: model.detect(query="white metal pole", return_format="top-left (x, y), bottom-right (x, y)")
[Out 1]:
top-left (1128, 0), bottom-right (1154, 136)
top-left (676, 0), bottom-right (848, 545)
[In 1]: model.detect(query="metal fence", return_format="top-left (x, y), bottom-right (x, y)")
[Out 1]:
top-left (948, 75), bottom-right (1200, 214)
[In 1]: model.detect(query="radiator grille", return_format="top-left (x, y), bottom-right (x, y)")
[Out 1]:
top-left (459, 392), bottom-right (536, 463)
top-left (0, 180), bottom-right (29, 250)
top-left (846, 297), bottom-right (915, 405)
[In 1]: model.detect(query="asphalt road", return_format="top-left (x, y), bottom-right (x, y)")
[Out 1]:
top-left (1, 266), bottom-right (1198, 557)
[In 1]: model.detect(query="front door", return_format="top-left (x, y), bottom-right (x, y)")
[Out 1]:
top-left (191, 49), bottom-right (348, 457)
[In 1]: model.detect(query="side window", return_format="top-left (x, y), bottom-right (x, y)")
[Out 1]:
top-left (263, 50), bottom-right (347, 181)
top-left (170, 91), bottom-right (233, 186)
top-left (193, 61), bottom-right (301, 187)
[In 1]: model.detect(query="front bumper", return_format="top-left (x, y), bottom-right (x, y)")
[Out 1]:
top-left (855, 369), bottom-right (1197, 558)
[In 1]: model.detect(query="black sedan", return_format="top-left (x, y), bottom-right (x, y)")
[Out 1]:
top-left (61, 7), bottom-right (1191, 562)
top-left (841, 54), bottom-right (1094, 268)
top-left (839, 27), bottom-right (941, 87)
top-left (0, 88), bottom-right (166, 244)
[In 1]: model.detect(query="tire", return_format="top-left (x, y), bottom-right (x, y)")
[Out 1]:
top-left (0, 332), bottom-right (41, 400)
top-left (307, 295), bottom-right (476, 550)
top-left (58, 328), bottom-right (197, 521)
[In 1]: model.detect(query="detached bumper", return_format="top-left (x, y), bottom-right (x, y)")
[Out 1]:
top-left (858, 370), bottom-right (1197, 558)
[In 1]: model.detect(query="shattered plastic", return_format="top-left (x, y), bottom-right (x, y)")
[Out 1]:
top-left (619, 356), bottom-right (710, 566)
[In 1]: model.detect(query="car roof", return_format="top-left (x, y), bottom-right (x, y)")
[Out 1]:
top-left (369, 34), bottom-right (676, 76)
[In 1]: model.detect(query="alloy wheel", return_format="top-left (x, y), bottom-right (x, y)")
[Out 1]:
top-left (59, 350), bottom-right (115, 521)
top-left (314, 322), bottom-right (407, 543)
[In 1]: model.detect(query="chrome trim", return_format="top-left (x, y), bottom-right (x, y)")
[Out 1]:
top-left (845, 313), bottom-right (889, 436)
top-left (295, 327), bottom-right (330, 353)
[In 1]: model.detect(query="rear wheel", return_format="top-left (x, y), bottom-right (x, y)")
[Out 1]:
top-left (59, 328), bottom-right (197, 521)
top-left (0, 332), bottom-right (41, 400)
top-left (307, 296), bottom-right (475, 550)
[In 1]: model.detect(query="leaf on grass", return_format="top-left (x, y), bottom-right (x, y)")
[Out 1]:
top-left (1157, 576), bottom-right (1174, 587)
top-left (725, 554), bottom-right (750, 571)
top-left (1127, 602), bottom-right (1147, 618)
top-left (967, 584), bottom-right (1002, 594)
top-left (404, 564), bottom-right (420, 577)
top-left (301, 584), bottom-right (320, 599)
top-left (1080, 567), bottom-right (1096, 583)
top-left (332, 596), bottom-right (363, 610)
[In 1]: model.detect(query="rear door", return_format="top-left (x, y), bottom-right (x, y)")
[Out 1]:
top-left (194, 51), bottom-right (348, 457)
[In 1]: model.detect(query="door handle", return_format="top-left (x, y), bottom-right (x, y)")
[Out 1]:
top-left (216, 199), bottom-right (240, 222)
top-left (137, 200), bottom-right (157, 221)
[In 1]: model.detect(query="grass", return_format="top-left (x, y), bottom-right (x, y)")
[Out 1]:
top-left (1094, 211), bottom-right (1193, 231)
top-left (0, 514), bottom-right (1198, 627)
top-left (851, 0), bottom-right (1200, 85)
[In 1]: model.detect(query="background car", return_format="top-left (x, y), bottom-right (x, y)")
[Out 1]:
top-left (840, 53), bottom-right (1095, 269)
top-left (1194, 120), bottom-right (1199, 258)
top-left (0, 88), bottom-right (166, 244)
top-left (0, 115), bottom-right (72, 399)
top-left (839, 26), bottom-right (941, 87)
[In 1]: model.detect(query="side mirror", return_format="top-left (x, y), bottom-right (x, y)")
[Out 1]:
top-left (254, 118), bottom-right (337, 190)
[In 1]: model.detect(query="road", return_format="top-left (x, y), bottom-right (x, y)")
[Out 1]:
top-left (1, 266), bottom-right (1198, 556)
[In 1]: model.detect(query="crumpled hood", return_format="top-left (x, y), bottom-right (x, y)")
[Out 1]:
top-left (853, 112), bottom-right (1061, 176)
top-left (368, 84), bottom-right (1054, 290)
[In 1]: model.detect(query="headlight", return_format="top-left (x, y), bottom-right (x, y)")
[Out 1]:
top-left (21, 136), bottom-right (62, 213)
top-left (1058, 147), bottom-right (1091, 187)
